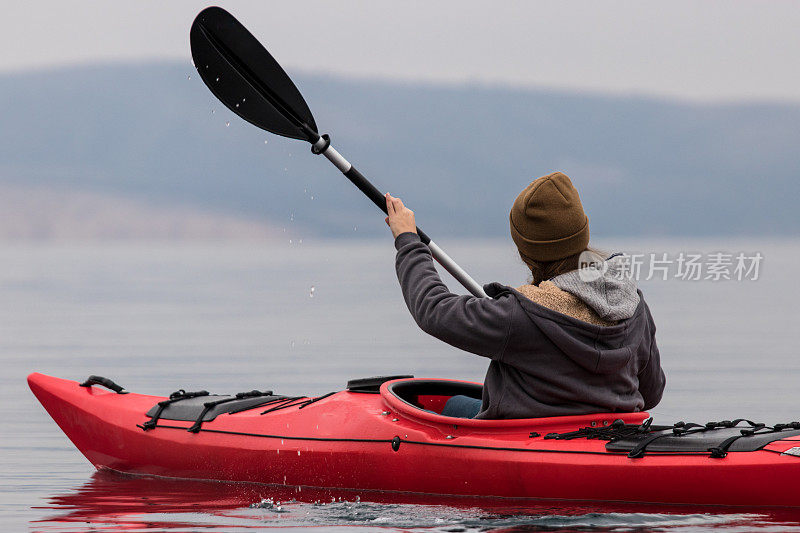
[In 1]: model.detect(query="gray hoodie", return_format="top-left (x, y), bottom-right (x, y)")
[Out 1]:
top-left (394, 233), bottom-right (666, 419)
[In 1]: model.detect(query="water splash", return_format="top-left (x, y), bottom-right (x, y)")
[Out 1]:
top-left (249, 497), bottom-right (289, 513)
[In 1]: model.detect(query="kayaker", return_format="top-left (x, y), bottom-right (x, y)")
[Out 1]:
top-left (385, 172), bottom-right (665, 419)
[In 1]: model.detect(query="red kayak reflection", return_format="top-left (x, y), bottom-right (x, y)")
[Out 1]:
top-left (33, 469), bottom-right (800, 532)
top-left (33, 470), bottom-right (266, 530)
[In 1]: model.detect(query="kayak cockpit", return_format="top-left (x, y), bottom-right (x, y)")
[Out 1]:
top-left (384, 378), bottom-right (482, 415)
top-left (377, 377), bottom-right (649, 429)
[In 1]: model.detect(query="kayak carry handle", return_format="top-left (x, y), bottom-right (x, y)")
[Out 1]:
top-left (79, 375), bottom-right (128, 394)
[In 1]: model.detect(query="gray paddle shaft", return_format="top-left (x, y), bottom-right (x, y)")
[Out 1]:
top-left (312, 138), bottom-right (488, 299)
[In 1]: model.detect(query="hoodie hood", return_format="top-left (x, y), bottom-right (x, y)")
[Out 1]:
top-left (550, 254), bottom-right (640, 322)
top-left (483, 254), bottom-right (645, 376)
top-left (486, 281), bottom-right (649, 375)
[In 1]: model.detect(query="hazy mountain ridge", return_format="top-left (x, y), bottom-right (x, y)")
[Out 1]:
top-left (0, 183), bottom-right (283, 240)
top-left (0, 62), bottom-right (797, 239)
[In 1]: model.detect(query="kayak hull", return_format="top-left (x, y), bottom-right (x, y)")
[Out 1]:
top-left (28, 372), bottom-right (800, 507)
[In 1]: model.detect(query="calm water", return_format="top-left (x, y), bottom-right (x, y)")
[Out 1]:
top-left (2, 238), bottom-right (799, 531)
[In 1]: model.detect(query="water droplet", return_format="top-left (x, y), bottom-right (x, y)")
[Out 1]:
top-left (309, 286), bottom-right (315, 298)
top-left (298, 239), bottom-right (303, 244)
top-left (211, 109), bottom-right (215, 114)
top-left (215, 77), bottom-right (220, 82)
top-left (205, 64), bottom-right (209, 69)
top-left (284, 167), bottom-right (288, 172)
top-left (288, 152), bottom-right (292, 157)
top-left (187, 75), bottom-right (191, 80)
top-left (353, 226), bottom-right (358, 232)
top-left (225, 121), bottom-right (230, 127)
top-left (297, 451), bottom-right (301, 456)
top-left (235, 103), bottom-right (239, 108)
top-left (290, 340), bottom-right (295, 348)
top-left (288, 239), bottom-right (292, 244)
top-left (242, 98), bottom-right (246, 102)
top-left (303, 188), bottom-right (308, 193)
top-left (264, 139), bottom-right (268, 144)
top-left (290, 213), bottom-right (294, 221)
top-left (310, 195), bottom-right (314, 200)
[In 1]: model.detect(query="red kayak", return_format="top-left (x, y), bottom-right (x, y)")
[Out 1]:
top-left (29, 372), bottom-right (800, 507)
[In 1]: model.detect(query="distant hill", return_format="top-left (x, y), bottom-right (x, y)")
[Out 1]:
top-left (0, 62), bottom-right (797, 239)
top-left (0, 183), bottom-right (279, 240)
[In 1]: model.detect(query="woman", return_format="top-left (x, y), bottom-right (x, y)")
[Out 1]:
top-left (385, 171), bottom-right (665, 419)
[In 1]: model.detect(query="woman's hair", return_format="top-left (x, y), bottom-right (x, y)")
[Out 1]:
top-left (525, 247), bottom-right (605, 286)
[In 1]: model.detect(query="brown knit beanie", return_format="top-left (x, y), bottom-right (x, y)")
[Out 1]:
top-left (509, 172), bottom-right (590, 264)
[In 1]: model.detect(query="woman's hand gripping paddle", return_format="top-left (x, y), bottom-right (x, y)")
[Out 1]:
top-left (190, 6), bottom-right (487, 298)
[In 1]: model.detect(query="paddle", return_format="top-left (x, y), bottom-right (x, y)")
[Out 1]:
top-left (190, 6), bottom-right (487, 298)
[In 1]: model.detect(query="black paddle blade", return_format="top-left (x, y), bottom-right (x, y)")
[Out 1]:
top-left (190, 6), bottom-right (318, 142)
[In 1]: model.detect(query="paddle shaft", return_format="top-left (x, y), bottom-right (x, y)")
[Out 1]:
top-left (311, 138), bottom-right (488, 299)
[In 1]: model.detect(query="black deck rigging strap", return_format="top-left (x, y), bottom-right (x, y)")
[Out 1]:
top-left (693, 419), bottom-right (760, 459)
top-left (187, 390), bottom-right (275, 433)
top-left (626, 423), bottom-right (711, 458)
top-left (707, 420), bottom-right (800, 458)
top-left (260, 396), bottom-right (305, 414)
top-left (225, 395), bottom-right (286, 415)
top-left (259, 392), bottom-right (336, 415)
top-left (142, 389), bottom-right (210, 431)
top-left (298, 391), bottom-right (336, 409)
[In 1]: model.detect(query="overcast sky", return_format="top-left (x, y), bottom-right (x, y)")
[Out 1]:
top-left (5, 1), bottom-right (800, 102)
